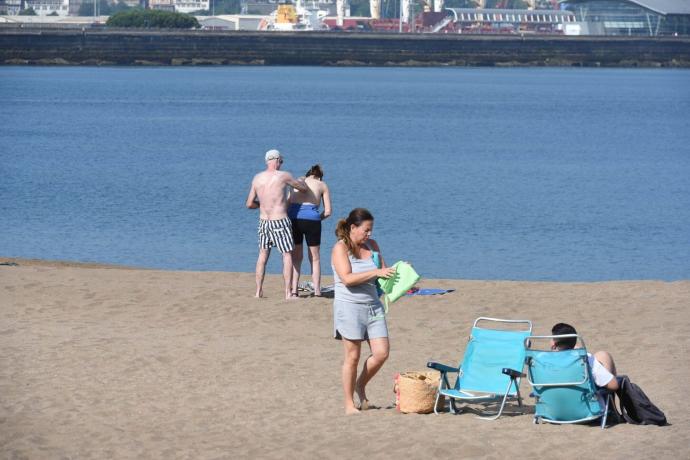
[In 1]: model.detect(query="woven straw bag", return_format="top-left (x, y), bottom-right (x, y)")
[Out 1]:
top-left (394, 371), bottom-right (443, 414)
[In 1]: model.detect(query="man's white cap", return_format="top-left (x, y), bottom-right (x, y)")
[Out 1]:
top-left (265, 149), bottom-right (282, 162)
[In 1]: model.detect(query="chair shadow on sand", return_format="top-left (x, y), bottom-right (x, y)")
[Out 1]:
top-left (436, 400), bottom-right (536, 417)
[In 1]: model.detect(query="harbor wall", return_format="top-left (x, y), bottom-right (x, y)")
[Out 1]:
top-left (1, 28), bottom-right (690, 67)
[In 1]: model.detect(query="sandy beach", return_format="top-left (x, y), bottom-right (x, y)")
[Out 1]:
top-left (1, 258), bottom-right (689, 459)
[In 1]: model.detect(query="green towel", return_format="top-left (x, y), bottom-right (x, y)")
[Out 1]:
top-left (377, 261), bottom-right (420, 311)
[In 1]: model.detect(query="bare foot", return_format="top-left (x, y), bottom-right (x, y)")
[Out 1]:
top-left (345, 406), bottom-right (361, 415)
top-left (285, 292), bottom-right (300, 300)
top-left (356, 384), bottom-right (368, 410)
top-left (255, 290), bottom-right (263, 298)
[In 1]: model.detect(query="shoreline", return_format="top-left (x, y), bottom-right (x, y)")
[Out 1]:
top-left (2, 256), bottom-right (687, 283)
top-left (0, 256), bottom-right (143, 270)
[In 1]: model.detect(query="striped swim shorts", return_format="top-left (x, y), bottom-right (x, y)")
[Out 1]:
top-left (258, 217), bottom-right (294, 253)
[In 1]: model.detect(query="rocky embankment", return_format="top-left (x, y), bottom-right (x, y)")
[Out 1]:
top-left (1, 28), bottom-right (689, 67)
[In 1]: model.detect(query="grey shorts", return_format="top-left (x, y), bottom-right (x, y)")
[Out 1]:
top-left (333, 299), bottom-right (388, 341)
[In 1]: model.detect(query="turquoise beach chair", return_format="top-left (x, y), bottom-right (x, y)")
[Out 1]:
top-left (426, 317), bottom-right (532, 420)
top-left (524, 334), bottom-right (612, 429)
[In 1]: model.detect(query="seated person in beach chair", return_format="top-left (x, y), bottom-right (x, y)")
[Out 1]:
top-left (524, 323), bottom-right (618, 429)
top-left (426, 317), bottom-right (532, 420)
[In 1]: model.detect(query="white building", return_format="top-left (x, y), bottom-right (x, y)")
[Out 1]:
top-left (199, 14), bottom-right (263, 30)
top-left (149, 0), bottom-right (208, 13)
top-left (25, 0), bottom-right (70, 16)
top-left (0, 0), bottom-right (22, 15)
top-left (149, 0), bottom-right (174, 11)
top-left (174, 0), bottom-right (208, 13)
top-left (0, 13), bottom-right (108, 22)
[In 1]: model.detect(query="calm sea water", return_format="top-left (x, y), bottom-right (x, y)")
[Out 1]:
top-left (1, 66), bottom-right (689, 281)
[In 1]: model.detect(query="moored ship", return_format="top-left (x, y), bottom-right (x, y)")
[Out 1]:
top-left (258, 0), bottom-right (329, 31)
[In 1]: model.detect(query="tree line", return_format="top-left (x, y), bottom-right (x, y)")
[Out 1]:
top-left (106, 9), bottom-right (200, 28)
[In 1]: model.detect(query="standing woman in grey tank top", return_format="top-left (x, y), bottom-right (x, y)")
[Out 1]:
top-left (331, 208), bottom-right (396, 415)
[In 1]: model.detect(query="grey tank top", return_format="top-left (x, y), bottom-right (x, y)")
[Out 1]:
top-left (332, 242), bottom-right (380, 304)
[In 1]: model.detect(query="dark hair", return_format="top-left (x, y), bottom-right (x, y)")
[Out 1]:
top-left (551, 323), bottom-right (578, 350)
top-left (305, 164), bottom-right (323, 180)
top-left (335, 208), bottom-right (374, 255)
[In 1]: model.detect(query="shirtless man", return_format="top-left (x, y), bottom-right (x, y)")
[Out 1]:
top-left (246, 149), bottom-right (308, 299)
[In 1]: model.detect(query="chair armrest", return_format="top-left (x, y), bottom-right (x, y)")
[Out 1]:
top-left (598, 387), bottom-right (615, 397)
top-left (427, 361), bottom-right (459, 373)
top-left (502, 368), bottom-right (525, 379)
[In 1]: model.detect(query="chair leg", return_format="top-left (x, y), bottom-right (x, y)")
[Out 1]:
top-left (478, 378), bottom-right (515, 421)
top-left (600, 393), bottom-right (610, 429)
top-left (516, 381), bottom-right (523, 408)
top-left (433, 391), bottom-right (442, 415)
top-left (434, 373), bottom-right (451, 415)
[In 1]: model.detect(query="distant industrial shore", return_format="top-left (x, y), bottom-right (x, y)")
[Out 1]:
top-left (2, 28), bottom-right (690, 67)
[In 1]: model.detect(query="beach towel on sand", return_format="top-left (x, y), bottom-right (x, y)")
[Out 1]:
top-left (405, 288), bottom-right (455, 296)
top-left (297, 281), bottom-right (334, 293)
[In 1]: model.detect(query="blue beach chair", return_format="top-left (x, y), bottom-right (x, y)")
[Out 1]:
top-left (524, 334), bottom-right (612, 429)
top-left (427, 317), bottom-right (532, 420)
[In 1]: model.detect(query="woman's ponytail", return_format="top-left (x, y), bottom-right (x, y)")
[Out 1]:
top-left (335, 218), bottom-right (353, 254)
top-left (305, 164), bottom-right (324, 179)
top-left (334, 208), bottom-right (374, 255)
